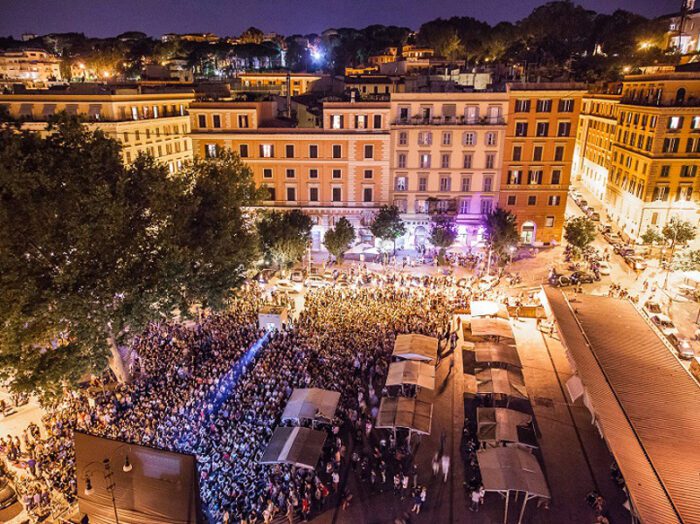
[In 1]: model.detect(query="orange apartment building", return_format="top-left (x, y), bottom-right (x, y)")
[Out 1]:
top-left (573, 93), bottom-right (620, 202)
top-left (188, 99), bottom-right (390, 249)
top-left (500, 83), bottom-right (587, 244)
top-left (605, 71), bottom-right (700, 242)
top-left (389, 93), bottom-right (508, 249)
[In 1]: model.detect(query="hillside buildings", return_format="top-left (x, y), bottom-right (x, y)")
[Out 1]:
top-left (0, 84), bottom-right (195, 171)
top-left (0, 49), bottom-right (62, 87)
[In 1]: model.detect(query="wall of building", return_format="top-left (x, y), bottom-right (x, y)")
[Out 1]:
top-left (499, 86), bottom-right (586, 245)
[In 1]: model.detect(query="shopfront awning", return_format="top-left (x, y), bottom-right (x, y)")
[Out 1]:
top-left (281, 388), bottom-right (340, 423)
top-left (475, 368), bottom-right (528, 399)
top-left (478, 446), bottom-right (550, 499)
top-left (260, 426), bottom-right (326, 469)
top-left (473, 342), bottom-right (522, 368)
top-left (386, 360), bottom-right (436, 390)
top-left (392, 333), bottom-right (439, 362)
top-left (376, 397), bottom-right (433, 435)
top-left (470, 317), bottom-right (515, 340)
top-left (476, 407), bottom-right (537, 448)
top-left (470, 300), bottom-right (510, 319)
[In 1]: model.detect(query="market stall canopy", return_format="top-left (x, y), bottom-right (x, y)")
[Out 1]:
top-left (476, 368), bottom-right (528, 399)
top-left (470, 317), bottom-right (515, 340)
top-left (386, 361), bottom-right (436, 390)
top-left (392, 334), bottom-right (439, 362)
top-left (477, 447), bottom-right (551, 499)
top-left (470, 300), bottom-right (510, 319)
top-left (473, 342), bottom-right (522, 368)
top-left (281, 388), bottom-right (340, 423)
top-left (477, 407), bottom-right (537, 448)
top-left (260, 427), bottom-right (326, 469)
top-left (376, 397), bottom-right (433, 435)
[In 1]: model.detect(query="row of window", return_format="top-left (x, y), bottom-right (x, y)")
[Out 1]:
top-left (514, 121), bottom-right (571, 137)
top-left (123, 141), bottom-right (188, 163)
top-left (120, 103), bottom-right (186, 121)
top-left (394, 174), bottom-right (494, 193)
top-left (403, 130), bottom-right (499, 147)
top-left (329, 114), bottom-right (384, 129)
top-left (514, 98), bottom-right (575, 113)
top-left (122, 124), bottom-right (185, 143)
top-left (198, 113), bottom-right (249, 129)
top-left (396, 105), bottom-right (502, 123)
top-left (505, 194), bottom-right (562, 206)
top-left (512, 144), bottom-right (566, 162)
top-left (651, 185), bottom-right (694, 202)
top-left (205, 143), bottom-right (371, 159)
top-left (260, 167), bottom-right (376, 180)
top-left (506, 169), bottom-right (562, 185)
top-left (659, 164), bottom-right (698, 178)
top-left (396, 151), bottom-right (497, 169)
top-left (265, 186), bottom-right (374, 203)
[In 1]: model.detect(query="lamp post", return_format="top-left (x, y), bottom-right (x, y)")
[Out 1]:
top-left (83, 447), bottom-right (133, 524)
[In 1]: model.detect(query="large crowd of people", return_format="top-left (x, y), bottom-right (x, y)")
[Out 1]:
top-left (0, 276), bottom-right (479, 523)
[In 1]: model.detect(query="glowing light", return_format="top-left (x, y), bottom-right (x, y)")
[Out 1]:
top-left (310, 47), bottom-right (324, 63)
top-left (102, 71), bottom-right (111, 78)
top-left (622, 66), bottom-right (631, 73)
top-left (208, 330), bottom-right (272, 415)
top-left (77, 62), bottom-right (85, 70)
top-left (638, 41), bottom-right (652, 50)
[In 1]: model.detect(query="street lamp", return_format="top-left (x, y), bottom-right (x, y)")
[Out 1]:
top-left (82, 448), bottom-right (133, 524)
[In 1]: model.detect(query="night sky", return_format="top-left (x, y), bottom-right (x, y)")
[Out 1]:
top-left (1, 0), bottom-right (682, 38)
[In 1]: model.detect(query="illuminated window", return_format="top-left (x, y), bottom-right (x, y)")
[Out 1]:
top-left (260, 144), bottom-right (274, 157)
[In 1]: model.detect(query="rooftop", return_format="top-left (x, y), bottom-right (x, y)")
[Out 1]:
top-left (545, 289), bottom-right (700, 524)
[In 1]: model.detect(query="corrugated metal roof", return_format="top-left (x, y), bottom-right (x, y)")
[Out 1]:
top-left (545, 288), bottom-right (700, 524)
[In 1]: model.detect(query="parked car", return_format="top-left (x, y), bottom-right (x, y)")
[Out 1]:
top-left (570, 271), bottom-right (597, 284)
top-left (625, 255), bottom-right (647, 271)
top-left (579, 199), bottom-right (588, 208)
top-left (598, 261), bottom-right (612, 276)
top-left (589, 212), bottom-right (601, 221)
top-left (0, 476), bottom-right (17, 510)
top-left (643, 300), bottom-right (663, 316)
top-left (322, 270), bottom-right (337, 282)
top-left (478, 275), bottom-right (500, 291)
top-left (616, 246), bottom-right (636, 257)
top-left (290, 270), bottom-right (305, 283)
top-left (667, 334), bottom-right (695, 360)
top-left (599, 224), bottom-right (612, 234)
top-left (304, 275), bottom-right (327, 288)
top-left (650, 314), bottom-right (679, 337)
top-left (274, 279), bottom-right (302, 294)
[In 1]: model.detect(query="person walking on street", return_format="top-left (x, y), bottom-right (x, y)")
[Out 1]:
top-left (441, 454), bottom-right (450, 483)
top-left (431, 453), bottom-right (440, 477)
top-left (470, 488), bottom-right (481, 511)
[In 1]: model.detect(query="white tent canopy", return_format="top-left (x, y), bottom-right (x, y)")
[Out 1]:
top-left (478, 447), bottom-right (551, 524)
top-left (470, 317), bottom-right (515, 340)
top-left (477, 407), bottom-right (536, 448)
top-left (260, 426), bottom-right (326, 469)
top-left (281, 388), bottom-right (340, 423)
top-left (386, 361), bottom-right (436, 390)
top-left (471, 300), bottom-right (510, 319)
top-left (376, 397), bottom-right (433, 435)
top-left (476, 368), bottom-right (528, 399)
top-left (392, 334), bottom-right (439, 362)
top-left (473, 342), bottom-right (522, 368)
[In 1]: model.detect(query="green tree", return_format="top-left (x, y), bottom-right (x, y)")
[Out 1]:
top-left (0, 118), bottom-right (260, 395)
top-left (640, 227), bottom-right (663, 245)
top-left (564, 216), bottom-right (597, 253)
top-left (370, 205), bottom-right (406, 254)
top-left (257, 209), bottom-right (312, 273)
top-left (482, 208), bottom-right (519, 271)
top-left (429, 214), bottom-right (458, 265)
top-left (323, 217), bottom-right (355, 264)
top-left (662, 217), bottom-right (696, 253)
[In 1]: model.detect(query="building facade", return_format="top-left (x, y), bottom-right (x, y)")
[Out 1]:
top-left (388, 93), bottom-right (508, 249)
top-left (0, 85), bottom-right (195, 171)
top-left (499, 84), bottom-right (586, 244)
top-left (0, 49), bottom-right (62, 87)
top-left (234, 73), bottom-right (325, 96)
top-left (605, 72), bottom-right (700, 242)
top-left (573, 93), bottom-right (620, 202)
top-left (188, 99), bottom-right (391, 250)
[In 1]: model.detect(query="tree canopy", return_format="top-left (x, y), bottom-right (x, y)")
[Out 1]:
top-left (482, 208), bottom-right (519, 264)
top-left (256, 209), bottom-right (312, 272)
top-left (564, 216), bottom-right (597, 252)
top-left (0, 118), bottom-right (260, 395)
top-left (429, 214), bottom-right (458, 264)
top-left (323, 217), bottom-right (355, 263)
top-left (370, 205), bottom-right (406, 254)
